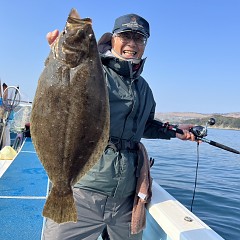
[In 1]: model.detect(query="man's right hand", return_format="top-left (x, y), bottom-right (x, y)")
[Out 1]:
top-left (46, 29), bottom-right (59, 45)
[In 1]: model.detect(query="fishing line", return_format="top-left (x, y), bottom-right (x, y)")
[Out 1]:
top-left (161, 120), bottom-right (239, 215)
top-left (190, 142), bottom-right (200, 212)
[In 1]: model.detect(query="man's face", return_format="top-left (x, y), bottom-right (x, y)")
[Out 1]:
top-left (111, 31), bottom-right (147, 60)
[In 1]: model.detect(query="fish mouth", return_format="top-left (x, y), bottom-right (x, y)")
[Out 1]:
top-left (62, 41), bottom-right (82, 54)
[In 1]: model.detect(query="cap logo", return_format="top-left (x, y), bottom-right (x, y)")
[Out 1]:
top-left (122, 17), bottom-right (144, 29)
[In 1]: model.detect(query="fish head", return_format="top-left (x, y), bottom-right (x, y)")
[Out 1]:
top-left (51, 9), bottom-right (94, 68)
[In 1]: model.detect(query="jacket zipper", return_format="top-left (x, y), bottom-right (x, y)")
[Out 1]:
top-left (120, 61), bottom-right (136, 140)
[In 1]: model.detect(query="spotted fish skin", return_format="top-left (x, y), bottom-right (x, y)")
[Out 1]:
top-left (30, 9), bottom-right (109, 224)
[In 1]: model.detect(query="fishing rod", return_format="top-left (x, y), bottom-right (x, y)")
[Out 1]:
top-left (4, 99), bottom-right (32, 104)
top-left (162, 118), bottom-right (239, 212)
top-left (163, 118), bottom-right (240, 154)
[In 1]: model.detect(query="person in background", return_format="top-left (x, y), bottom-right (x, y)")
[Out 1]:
top-left (43, 13), bottom-right (196, 240)
top-left (0, 83), bottom-right (10, 148)
top-left (2, 83), bottom-right (8, 101)
top-left (0, 83), bottom-right (8, 109)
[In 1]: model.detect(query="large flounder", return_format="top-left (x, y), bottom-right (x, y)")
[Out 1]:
top-left (30, 9), bottom-right (109, 224)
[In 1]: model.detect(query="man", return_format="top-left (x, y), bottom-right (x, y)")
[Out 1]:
top-left (43, 13), bottom-right (195, 240)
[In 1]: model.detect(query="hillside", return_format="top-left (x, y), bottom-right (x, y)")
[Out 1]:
top-left (155, 112), bottom-right (240, 130)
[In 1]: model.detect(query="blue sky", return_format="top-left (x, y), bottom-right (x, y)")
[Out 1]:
top-left (0, 0), bottom-right (239, 113)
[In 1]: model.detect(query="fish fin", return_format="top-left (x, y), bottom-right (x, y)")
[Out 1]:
top-left (69, 8), bottom-right (80, 19)
top-left (43, 187), bottom-right (77, 224)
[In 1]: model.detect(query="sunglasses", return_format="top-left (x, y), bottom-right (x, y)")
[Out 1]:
top-left (115, 32), bottom-right (147, 46)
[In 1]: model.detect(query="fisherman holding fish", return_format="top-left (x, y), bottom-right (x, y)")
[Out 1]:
top-left (41, 10), bottom-right (195, 240)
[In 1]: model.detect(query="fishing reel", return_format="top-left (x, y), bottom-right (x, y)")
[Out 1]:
top-left (190, 118), bottom-right (216, 139)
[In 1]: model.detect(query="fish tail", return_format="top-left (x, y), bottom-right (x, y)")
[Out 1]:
top-left (43, 186), bottom-right (77, 223)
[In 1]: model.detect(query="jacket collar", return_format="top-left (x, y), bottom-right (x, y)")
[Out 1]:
top-left (101, 54), bottom-right (146, 79)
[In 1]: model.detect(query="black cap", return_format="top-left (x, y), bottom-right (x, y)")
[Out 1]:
top-left (112, 14), bottom-right (150, 38)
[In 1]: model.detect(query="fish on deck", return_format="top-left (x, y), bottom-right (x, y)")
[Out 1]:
top-left (30, 8), bottom-right (110, 224)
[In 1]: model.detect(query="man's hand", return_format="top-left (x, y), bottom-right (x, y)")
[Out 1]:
top-left (46, 29), bottom-right (59, 45)
top-left (176, 124), bottom-right (196, 141)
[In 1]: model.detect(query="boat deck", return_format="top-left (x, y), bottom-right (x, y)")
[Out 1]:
top-left (0, 138), bottom-right (48, 240)
top-left (0, 138), bottom-right (225, 240)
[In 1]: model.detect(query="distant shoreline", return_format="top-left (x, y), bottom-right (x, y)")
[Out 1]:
top-left (209, 127), bottom-right (240, 131)
top-left (155, 112), bottom-right (240, 130)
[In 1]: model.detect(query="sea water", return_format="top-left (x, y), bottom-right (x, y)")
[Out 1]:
top-left (142, 129), bottom-right (240, 240)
